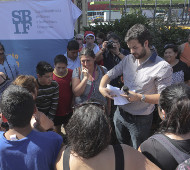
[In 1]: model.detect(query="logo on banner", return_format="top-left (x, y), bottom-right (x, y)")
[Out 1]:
top-left (12, 10), bottom-right (32, 34)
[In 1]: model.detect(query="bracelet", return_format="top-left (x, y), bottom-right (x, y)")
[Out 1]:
top-left (141, 94), bottom-right (146, 102)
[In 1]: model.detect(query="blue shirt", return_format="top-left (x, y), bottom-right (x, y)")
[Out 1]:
top-left (0, 55), bottom-right (19, 82)
top-left (65, 52), bottom-right (81, 70)
top-left (0, 130), bottom-right (63, 170)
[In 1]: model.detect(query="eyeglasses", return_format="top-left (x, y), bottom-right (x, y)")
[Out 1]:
top-left (76, 38), bottom-right (83, 41)
top-left (72, 101), bottom-right (105, 112)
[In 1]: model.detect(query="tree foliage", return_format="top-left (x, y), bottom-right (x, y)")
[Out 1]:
top-left (83, 13), bottom-right (189, 57)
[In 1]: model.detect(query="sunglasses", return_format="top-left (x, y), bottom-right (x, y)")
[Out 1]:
top-left (72, 101), bottom-right (105, 112)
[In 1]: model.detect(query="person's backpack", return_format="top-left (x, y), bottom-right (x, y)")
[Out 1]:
top-left (176, 158), bottom-right (190, 170)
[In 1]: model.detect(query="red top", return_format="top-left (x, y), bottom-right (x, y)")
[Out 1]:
top-left (53, 69), bottom-right (73, 116)
top-left (180, 42), bottom-right (190, 67)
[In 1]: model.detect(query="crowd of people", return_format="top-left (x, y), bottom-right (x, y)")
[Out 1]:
top-left (0, 24), bottom-right (190, 170)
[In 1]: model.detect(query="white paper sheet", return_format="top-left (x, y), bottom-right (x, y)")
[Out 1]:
top-left (107, 84), bottom-right (129, 105)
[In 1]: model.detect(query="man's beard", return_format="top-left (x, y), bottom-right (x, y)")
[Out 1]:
top-left (134, 47), bottom-right (146, 59)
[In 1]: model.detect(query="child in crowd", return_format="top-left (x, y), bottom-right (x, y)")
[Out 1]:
top-left (53, 55), bottom-right (73, 135)
top-left (36, 61), bottom-right (59, 121)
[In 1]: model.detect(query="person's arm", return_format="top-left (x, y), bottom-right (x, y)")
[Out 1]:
top-left (111, 43), bottom-right (125, 60)
top-left (35, 111), bottom-right (54, 131)
top-left (178, 43), bottom-right (185, 56)
top-left (95, 41), bottom-right (107, 62)
top-left (99, 74), bottom-right (114, 99)
top-left (72, 67), bottom-right (88, 97)
top-left (120, 92), bottom-right (160, 104)
top-left (115, 51), bottom-right (125, 60)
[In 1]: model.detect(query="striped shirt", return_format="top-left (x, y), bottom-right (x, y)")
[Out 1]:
top-left (36, 80), bottom-right (59, 120)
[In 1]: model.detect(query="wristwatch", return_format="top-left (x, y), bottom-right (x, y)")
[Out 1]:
top-left (141, 94), bottom-right (146, 102)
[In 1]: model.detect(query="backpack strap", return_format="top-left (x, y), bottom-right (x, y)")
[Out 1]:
top-left (150, 134), bottom-right (190, 164)
top-left (78, 67), bottom-right (81, 78)
top-left (63, 146), bottom-right (71, 170)
top-left (99, 65), bottom-right (105, 75)
top-left (113, 145), bottom-right (124, 170)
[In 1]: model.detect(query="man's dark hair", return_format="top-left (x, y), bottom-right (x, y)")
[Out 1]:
top-left (159, 83), bottom-right (190, 134)
top-left (54, 54), bottom-right (68, 65)
top-left (125, 24), bottom-right (152, 47)
top-left (164, 44), bottom-right (178, 53)
top-left (67, 40), bottom-right (79, 51)
top-left (107, 32), bottom-right (121, 42)
top-left (0, 42), bottom-right (5, 51)
top-left (36, 61), bottom-right (53, 76)
top-left (79, 47), bottom-right (95, 59)
top-left (65, 103), bottom-right (111, 159)
top-left (96, 32), bottom-right (106, 41)
top-left (0, 85), bottom-right (35, 128)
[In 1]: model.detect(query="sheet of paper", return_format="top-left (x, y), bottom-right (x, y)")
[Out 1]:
top-left (107, 84), bottom-right (129, 105)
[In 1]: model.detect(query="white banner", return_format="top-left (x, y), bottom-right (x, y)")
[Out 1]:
top-left (0, 0), bottom-right (81, 40)
top-left (0, 0), bottom-right (81, 75)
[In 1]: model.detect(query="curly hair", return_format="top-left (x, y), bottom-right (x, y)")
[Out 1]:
top-left (0, 85), bottom-right (35, 128)
top-left (65, 103), bottom-right (111, 159)
top-left (159, 83), bottom-right (190, 134)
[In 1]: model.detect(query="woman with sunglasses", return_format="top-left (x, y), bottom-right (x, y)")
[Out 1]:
top-left (139, 84), bottom-right (190, 170)
top-left (163, 44), bottom-right (190, 85)
top-left (55, 102), bottom-right (160, 170)
top-left (0, 42), bottom-right (19, 82)
top-left (72, 48), bottom-right (110, 113)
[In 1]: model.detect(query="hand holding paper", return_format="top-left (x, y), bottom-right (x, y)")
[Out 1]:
top-left (107, 84), bottom-right (129, 105)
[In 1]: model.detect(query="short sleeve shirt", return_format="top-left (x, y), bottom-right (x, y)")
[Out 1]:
top-left (72, 65), bottom-right (107, 105)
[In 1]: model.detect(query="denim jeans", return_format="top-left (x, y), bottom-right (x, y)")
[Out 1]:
top-left (113, 107), bottom-right (153, 149)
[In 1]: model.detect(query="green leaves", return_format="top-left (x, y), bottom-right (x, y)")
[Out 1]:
top-left (83, 12), bottom-right (189, 56)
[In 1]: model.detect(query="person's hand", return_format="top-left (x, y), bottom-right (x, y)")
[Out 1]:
top-left (102, 41), bottom-right (108, 50)
top-left (34, 110), bottom-right (54, 131)
top-left (120, 91), bottom-right (141, 102)
top-left (110, 42), bottom-right (120, 55)
top-left (99, 87), bottom-right (115, 100)
top-left (82, 67), bottom-right (89, 79)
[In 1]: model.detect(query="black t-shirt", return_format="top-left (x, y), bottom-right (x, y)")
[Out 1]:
top-left (172, 60), bottom-right (190, 84)
top-left (140, 134), bottom-right (190, 170)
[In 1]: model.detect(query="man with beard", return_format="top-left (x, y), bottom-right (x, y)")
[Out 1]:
top-left (99, 24), bottom-right (173, 149)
